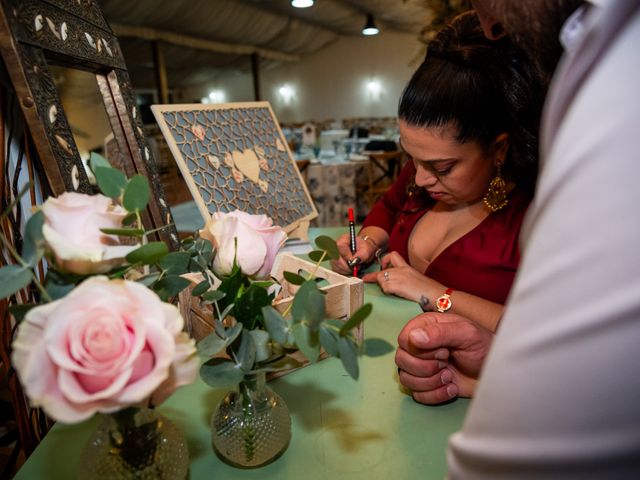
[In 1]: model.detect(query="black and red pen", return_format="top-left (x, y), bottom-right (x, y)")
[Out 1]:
top-left (348, 208), bottom-right (358, 277)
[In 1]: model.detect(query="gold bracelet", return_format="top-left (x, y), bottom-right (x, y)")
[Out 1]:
top-left (359, 234), bottom-right (378, 249)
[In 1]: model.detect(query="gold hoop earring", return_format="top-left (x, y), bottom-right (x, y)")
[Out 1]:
top-left (483, 165), bottom-right (509, 212)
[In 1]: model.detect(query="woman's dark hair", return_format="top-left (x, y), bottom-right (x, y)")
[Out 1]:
top-left (398, 11), bottom-right (543, 194)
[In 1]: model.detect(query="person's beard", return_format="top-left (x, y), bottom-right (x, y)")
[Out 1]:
top-left (486, 0), bottom-right (585, 84)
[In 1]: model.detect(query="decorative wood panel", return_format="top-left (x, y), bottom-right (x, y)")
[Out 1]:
top-left (152, 101), bottom-right (317, 240)
top-left (0, 0), bottom-right (177, 246)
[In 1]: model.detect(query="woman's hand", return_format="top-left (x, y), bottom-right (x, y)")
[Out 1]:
top-left (362, 251), bottom-right (441, 304)
top-left (330, 233), bottom-right (378, 275)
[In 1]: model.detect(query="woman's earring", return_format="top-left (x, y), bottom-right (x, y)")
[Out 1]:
top-left (483, 165), bottom-right (509, 212)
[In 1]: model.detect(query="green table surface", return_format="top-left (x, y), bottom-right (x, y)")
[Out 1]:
top-left (14, 228), bottom-right (469, 479)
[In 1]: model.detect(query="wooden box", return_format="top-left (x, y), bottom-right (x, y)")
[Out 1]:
top-left (186, 253), bottom-right (364, 343)
top-left (270, 253), bottom-right (364, 343)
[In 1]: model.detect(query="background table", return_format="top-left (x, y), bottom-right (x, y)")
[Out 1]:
top-left (14, 228), bottom-right (469, 480)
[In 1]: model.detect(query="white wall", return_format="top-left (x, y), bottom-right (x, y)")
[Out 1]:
top-left (180, 30), bottom-right (424, 124)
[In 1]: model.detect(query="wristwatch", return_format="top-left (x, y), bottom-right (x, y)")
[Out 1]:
top-left (435, 288), bottom-right (453, 312)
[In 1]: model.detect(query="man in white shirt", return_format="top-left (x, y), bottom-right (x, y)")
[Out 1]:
top-left (395, 1), bottom-right (640, 476)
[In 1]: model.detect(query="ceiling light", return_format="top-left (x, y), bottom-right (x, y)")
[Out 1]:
top-left (291, 0), bottom-right (314, 8)
top-left (362, 13), bottom-right (379, 35)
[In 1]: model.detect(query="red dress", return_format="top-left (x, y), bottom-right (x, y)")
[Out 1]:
top-left (362, 161), bottom-right (530, 304)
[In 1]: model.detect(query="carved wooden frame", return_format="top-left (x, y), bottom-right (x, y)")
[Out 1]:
top-left (0, 0), bottom-right (177, 246)
top-left (152, 101), bottom-right (318, 240)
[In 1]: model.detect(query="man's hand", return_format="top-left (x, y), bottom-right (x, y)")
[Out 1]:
top-left (395, 312), bottom-right (494, 404)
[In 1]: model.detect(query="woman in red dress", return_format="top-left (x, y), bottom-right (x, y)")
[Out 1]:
top-left (332, 12), bottom-right (543, 331)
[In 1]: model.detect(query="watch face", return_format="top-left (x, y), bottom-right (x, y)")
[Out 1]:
top-left (436, 295), bottom-right (452, 312)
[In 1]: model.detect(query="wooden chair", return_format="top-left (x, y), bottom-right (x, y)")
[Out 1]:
top-left (365, 150), bottom-right (404, 208)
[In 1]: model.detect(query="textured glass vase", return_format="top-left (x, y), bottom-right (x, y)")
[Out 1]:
top-left (211, 371), bottom-right (291, 468)
top-left (77, 407), bottom-right (189, 479)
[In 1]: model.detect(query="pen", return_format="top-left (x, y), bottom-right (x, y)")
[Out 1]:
top-left (348, 208), bottom-right (358, 277)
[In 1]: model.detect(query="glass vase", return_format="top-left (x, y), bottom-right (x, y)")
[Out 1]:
top-left (211, 371), bottom-right (291, 468)
top-left (77, 407), bottom-right (189, 479)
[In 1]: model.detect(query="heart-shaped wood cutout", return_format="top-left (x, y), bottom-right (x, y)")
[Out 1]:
top-left (232, 149), bottom-right (261, 184)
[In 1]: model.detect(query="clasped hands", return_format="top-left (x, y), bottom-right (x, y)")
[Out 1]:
top-left (395, 313), bottom-right (493, 404)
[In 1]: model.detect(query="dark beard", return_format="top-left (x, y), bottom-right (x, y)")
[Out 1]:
top-left (490, 0), bottom-right (585, 84)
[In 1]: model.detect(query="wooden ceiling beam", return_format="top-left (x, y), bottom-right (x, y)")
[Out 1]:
top-left (111, 24), bottom-right (301, 62)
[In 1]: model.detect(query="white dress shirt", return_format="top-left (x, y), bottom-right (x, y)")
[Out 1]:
top-left (448, 1), bottom-right (640, 478)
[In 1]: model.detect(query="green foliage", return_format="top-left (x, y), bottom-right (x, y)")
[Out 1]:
top-left (8, 304), bottom-right (36, 323)
top-left (291, 280), bottom-right (325, 327)
top-left (262, 306), bottom-right (288, 345)
top-left (0, 265), bottom-right (32, 298)
top-left (292, 322), bottom-right (320, 362)
top-left (100, 227), bottom-right (145, 237)
top-left (283, 270), bottom-right (305, 285)
top-left (94, 166), bottom-right (127, 198)
top-left (126, 242), bottom-right (169, 265)
top-left (338, 336), bottom-right (359, 380)
top-left (89, 151), bottom-right (111, 171)
top-left (314, 235), bottom-right (340, 260)
top-left (200, 358), bottom-right (245, 388)
top-left (22, 211), bottom-right (45, 266)
top-left (307, 250), bottom-right (326, 263)
top-left (123, 175), bottom-right (150, 212)
top-left (340, 303), bottom-right (372, 335)
top-left (153, 275), bottom-right (191, 301)
top-left (234, 284), bottom-right (272, 330)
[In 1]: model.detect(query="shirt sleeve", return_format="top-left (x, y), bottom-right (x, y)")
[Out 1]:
top-left (361, 160), bottom-right (415, 234)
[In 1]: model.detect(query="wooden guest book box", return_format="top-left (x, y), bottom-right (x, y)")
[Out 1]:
top-left (187, 252), bottom-right (364, 346)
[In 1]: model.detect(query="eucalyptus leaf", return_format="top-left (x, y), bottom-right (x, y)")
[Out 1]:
top-left (191, 280), bottom-right (210, 297)
top-left (307, 250), bottom-right (326, 263)
top-left (8, 303), bottom-right (36, 323)
top-left (224, 322), bottom-right (243, 345)
top-left (237, 329), bottom-right (256, 372)
top-left (197, 331), bottom-right (228, 357)
top-left (292, 322), bottom-right (320, 362)
top-left (283, 271), bottom-right (306, 286)
top-left (89, 151), bottom-right (111, 171)
top-left (22, 210), bottom-right (45, 266)
top-left (201, 289), bottom-right (226, 304)
top-left (0, 265), bottom-right (32, 299)
top-left (94, 166), bottom-right (127, 198)
top-left (123, 175), bottom-right (150, 212)
top-left (363, 338), bottom-right (395, 357)
top-left (291, 280), bottom-right (325, 328)
top-left (319, 325), bottom-right (339, 357)
top-left (159, 251), bottom-right (191, 274)
top-left (43, 273), bottom-right (75, 301)
top-left (314, 235), bottom-right (340, 260)
top-left (153, 274), bottom-right (191, 300)
top-left (126, 241), bottom-right (168, 265)
top-left (251, 280), bottom-right (273, 289)
top-left (340, 303), bottom-right (372, 336)
top-left (338, 336), bottom-right (359, 380)
top-left (99, 227), bottom-right (145, 237)
top-left (200, 358), bottom-right (245, 388)
top-left (262, 306), bottom-right (288, 344)
top-left (121, 212), bottom-right (138, 226)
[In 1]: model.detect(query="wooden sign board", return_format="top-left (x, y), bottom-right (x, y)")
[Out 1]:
top-left (151, 102), bottom-right (317, 240)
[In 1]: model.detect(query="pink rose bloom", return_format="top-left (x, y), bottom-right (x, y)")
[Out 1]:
top-left (42, 192), bottom-right (137, 275)
top-left (11, 276), bottom-right (198, 423)
top-left (200, 210), bottom-right (287, 279)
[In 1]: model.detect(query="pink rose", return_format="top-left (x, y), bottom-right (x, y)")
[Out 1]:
top-left (11, 276), bottom-right (198, 423)
top-left (200, 210), bottom-right (287, 279)
top-left (42, 192), bottom-right (137, 275)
